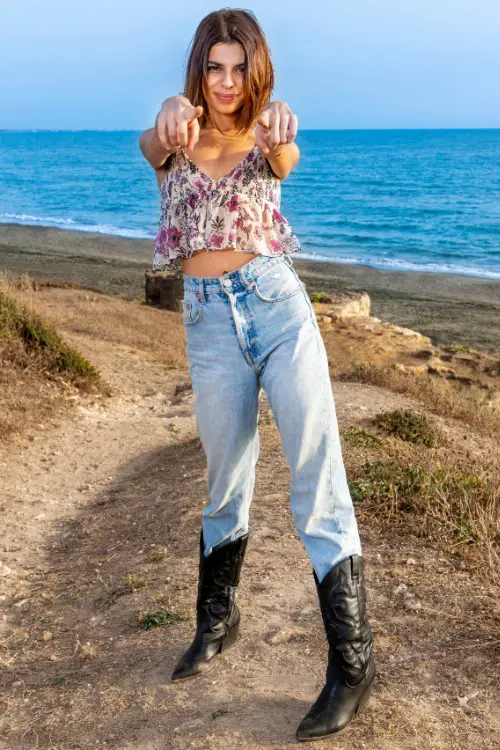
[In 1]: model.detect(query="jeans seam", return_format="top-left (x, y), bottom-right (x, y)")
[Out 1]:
top-left (311, 325), bottom-right (342, 532)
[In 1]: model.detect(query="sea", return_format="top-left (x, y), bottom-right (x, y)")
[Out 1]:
top-left (1, 129), bottom-right (499, 280)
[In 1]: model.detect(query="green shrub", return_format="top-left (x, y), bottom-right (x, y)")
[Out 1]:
top-left (340, 426), bottom-right (380, 448)
top-left (137, 610), bottom-right (184, 629)
top-left (373, 409), bottom-right (437, 446)
top-left (310, 291), bottom-right (332, 304)
top-left (0, 290), bottom-right (98, 381)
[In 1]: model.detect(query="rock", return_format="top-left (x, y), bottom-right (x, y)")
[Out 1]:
top-left (145, 269), bottom-right (184, 311)
top-left (266, 626), bottom-right (309, 645)
top-left (316, 291), bottom-right (371, 319)
top-left (404, 598), bottom-right (422, 612)
top-left (0, 563), bottom-right (13, 577)
top-left (43, 631), bottom-right (53, 642)
top-left (487, 390), bottom-right (500, 410)
top-left (428, 364), bottom-right (457, 377)
top-left (394, 364), bottom-right (427, 376)
top-left (413, 349), bottom-right (439, 360)
top-left (393, 583), bottom-right (408, 596)
top-left (174, 382), bottom-right (193, 396)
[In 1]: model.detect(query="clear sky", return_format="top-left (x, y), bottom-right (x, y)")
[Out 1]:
top-left (2, 0), bottom-right (500, 130)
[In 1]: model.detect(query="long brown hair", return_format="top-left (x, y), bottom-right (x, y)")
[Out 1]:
top-left (183, 8), bottom-right (274, 135)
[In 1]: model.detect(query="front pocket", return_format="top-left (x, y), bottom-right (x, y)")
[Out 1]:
top-left (252, 261), bottom-right (303, 303)
top-left (181, 295), bottom-right (203, 326)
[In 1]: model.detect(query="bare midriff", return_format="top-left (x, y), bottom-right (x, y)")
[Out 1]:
top-left (181, 247), bottom-right (258, 278)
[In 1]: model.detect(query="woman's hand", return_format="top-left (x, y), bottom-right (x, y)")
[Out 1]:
top-left (255, 101), bottom-right (298, 155)
top-left (155, 96), bottom-right (204, 152)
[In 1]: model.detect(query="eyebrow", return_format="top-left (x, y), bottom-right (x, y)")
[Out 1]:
top-left (207, 60), bottom-right (246, 67)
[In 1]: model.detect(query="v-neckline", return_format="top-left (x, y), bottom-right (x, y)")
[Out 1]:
top-left (181, 146), bottom-right (257, 186)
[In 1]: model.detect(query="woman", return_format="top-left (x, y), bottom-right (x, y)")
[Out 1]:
top-left (139, 8), bottom-right (375, 743)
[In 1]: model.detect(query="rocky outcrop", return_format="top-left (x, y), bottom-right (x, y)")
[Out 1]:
top-left (311, 292), bottom-right (500, 410)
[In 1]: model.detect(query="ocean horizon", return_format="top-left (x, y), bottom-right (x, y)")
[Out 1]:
top-left (1, 128), bottom-right (500, 280)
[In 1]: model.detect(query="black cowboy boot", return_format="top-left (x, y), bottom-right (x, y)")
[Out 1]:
top-left (296, 555), bottom-right (375, 741)
top-left (171, 528), bottom-right (249, 681)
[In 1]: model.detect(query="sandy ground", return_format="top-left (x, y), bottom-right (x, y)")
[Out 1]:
top-left (1, 322), bottom-right (499, 749)
top-left (1, 223), bottom-right (499, 354)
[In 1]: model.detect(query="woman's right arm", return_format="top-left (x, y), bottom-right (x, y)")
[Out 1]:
top-left (139, 96), bottom-right (204, 169)
top-left (139, 127), bottom-right (177, 169)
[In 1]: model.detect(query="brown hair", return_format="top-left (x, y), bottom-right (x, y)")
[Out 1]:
top-left (183, 8), bottom-right (274, 135)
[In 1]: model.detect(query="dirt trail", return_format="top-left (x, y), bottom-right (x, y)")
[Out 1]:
top-left (1, 336), bottom-right (499, 750)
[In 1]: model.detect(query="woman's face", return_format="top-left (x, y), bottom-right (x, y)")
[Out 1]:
top-left (204, 42), bottom-right (247, 118)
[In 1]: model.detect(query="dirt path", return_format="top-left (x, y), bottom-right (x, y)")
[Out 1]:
top-left (1, 338), bottom-right (499, 750)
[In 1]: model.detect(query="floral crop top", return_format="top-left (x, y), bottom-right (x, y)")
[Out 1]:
top-left (152, 145), bottom-right (301, 271)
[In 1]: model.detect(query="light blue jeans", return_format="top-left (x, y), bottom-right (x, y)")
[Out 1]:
top-left (182, 253), bottom-right (362, 584)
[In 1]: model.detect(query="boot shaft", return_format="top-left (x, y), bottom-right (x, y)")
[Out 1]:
top-left (313, 556), bottom-right (374, 687)
top-left (196, 530), bottom-right (249, 624)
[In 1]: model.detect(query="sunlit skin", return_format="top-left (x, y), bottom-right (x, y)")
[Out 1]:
top-left (142, 42), bottom-right (299, 277)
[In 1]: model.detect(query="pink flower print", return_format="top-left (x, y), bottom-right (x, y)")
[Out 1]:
top-left (272, 208), bottom-right (284, 223)
top-left (269, 239), bottom-right (282, 253)
top-left (226, 195), bottom-right (239, 212)
top-left (193, 178), bottom-right (208, 200)
top-left (228, 231), bottom-right (237, 243)
top-left (167, 226), bottom-right (181, 249)
top-left (208, 233), bottom-right (226, 248)
top-left (154, 226), bottom-right (167, 253)
top-left (188, 193), bottom-right (198, 209)
top-left (233, 169), bottom-right (243, 181)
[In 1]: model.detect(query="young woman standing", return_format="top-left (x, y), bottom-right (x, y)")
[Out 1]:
top-left (139, 8), bottom-right (375, 742)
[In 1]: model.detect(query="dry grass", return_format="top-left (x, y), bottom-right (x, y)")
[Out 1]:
top-left (339, 362), bottom-right (500, 436)
top-left (11, 274), bottom-right (188, 370)
top-left (0, 272), bottom-right (108, 443)
top-left (342, 408), bottom-right (500, 578)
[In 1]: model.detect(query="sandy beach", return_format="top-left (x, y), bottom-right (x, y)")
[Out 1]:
top-left (1, 222), bottom-right (499, 355)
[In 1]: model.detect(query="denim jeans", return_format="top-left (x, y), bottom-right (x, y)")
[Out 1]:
top-left (182, 253), bottom-right (362, 584)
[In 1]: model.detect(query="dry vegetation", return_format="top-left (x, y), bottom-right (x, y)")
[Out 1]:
top-left (0, 271), bottom-right (187, 445)
top-left (0, 273), bottom-right (109, 444)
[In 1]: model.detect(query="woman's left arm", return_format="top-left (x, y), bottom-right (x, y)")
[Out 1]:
top-left (255, 101), bottom-right (300, 180)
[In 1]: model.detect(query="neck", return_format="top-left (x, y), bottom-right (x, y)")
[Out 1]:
top-left (206, 108), bottom-right (246, 136)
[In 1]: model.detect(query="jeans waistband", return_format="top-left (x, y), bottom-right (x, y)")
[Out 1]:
top-left (182, 252), bottom-right (294, 296)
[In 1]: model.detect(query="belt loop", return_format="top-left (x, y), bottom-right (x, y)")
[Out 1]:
top-left (197, 278), bottom-right (206, 303)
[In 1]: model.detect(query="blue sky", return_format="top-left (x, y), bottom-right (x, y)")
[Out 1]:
top-left (2, 0), bottom-right (500, 130)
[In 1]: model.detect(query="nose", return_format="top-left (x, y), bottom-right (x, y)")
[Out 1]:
top-left (221, 68), bottom-right (235, 89)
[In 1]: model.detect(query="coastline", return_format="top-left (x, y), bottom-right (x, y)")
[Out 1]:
top-left (1, 222), bottom-right (499, 355)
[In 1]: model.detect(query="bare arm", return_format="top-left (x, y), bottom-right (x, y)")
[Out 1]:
top-left (264, 142), bottom-right (300, 180)
top-left (139, 128), bottom-right (177, 169)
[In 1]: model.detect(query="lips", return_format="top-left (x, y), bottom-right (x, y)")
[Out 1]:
top-left (215, 93), bottom-right (236, 102)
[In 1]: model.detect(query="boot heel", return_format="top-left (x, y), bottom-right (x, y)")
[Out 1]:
top-left (355, 678), bottom-right (374, 716)
top-left (220, 623), bottom-right (239, 652)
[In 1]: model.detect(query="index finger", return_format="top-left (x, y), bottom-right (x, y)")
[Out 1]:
top-left (177, 117), bottom-right (188, 147)
top-left (155, 110), bottom-right (171, 150)
top-left (287, 114), bottom-right (298, 142)
top-left (187, 117), bottom-right (200, 151)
